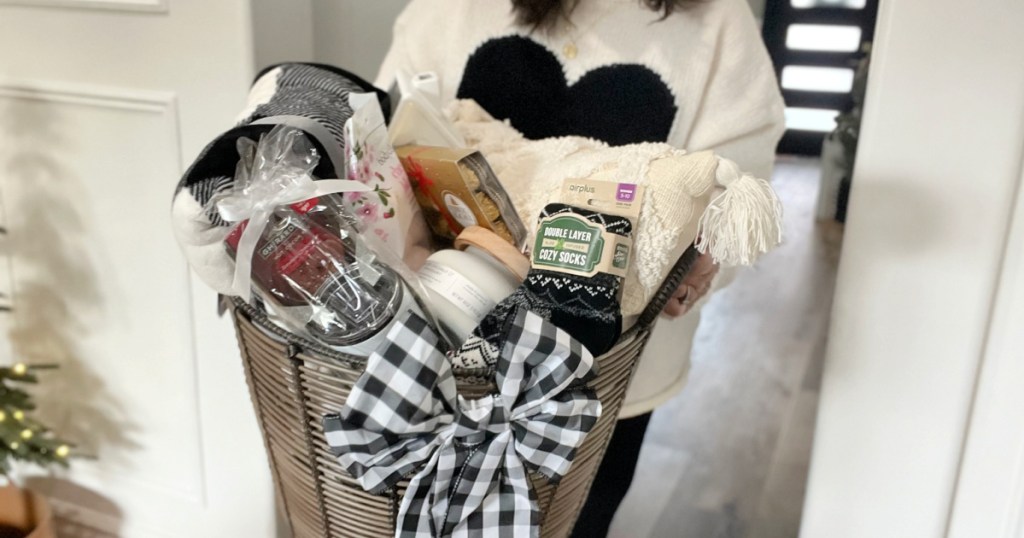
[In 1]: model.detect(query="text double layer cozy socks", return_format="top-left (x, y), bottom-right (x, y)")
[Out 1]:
top-left (453, 203), bottom-right (633, 369)
top-left (525, 204), bottom-right (632, 355)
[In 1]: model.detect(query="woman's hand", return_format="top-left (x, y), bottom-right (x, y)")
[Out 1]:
top-left (662, 252), bottom-right (719, 319)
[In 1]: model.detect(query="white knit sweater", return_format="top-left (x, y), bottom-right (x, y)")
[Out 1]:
top-left (376, 0), bottom-right (785, 417)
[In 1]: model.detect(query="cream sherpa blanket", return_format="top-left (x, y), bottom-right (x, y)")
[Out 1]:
top-left (446, 100), bottom-right (781, 316)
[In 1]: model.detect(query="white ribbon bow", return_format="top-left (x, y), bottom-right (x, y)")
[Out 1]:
top-left (214, 129), bottom-right (371, 302)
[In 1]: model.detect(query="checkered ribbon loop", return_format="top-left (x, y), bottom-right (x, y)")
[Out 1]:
top-left (323, 307), bottom-right (602, 537)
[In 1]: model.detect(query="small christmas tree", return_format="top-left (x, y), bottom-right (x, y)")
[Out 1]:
top-left (0, 363), bottom-right (72, 478)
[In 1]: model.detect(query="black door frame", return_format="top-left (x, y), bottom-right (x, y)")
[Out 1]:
top-left (763, 0), bottom-right (880, 155)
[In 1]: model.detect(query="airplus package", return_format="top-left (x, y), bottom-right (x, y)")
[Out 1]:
top-left (532, 179), bottom-right (645, 279)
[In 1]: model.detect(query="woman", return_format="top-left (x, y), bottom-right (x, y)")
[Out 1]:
top-left (376, 0), bottom-right (784, 535)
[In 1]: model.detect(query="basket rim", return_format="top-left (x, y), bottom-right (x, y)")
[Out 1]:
top-left (230, 243), bottom-right (697, 376)
top-left (233, 297), bottom-right (645, 375)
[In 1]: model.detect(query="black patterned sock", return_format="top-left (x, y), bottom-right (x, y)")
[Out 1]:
top-left (525, 204), bottom-right (632, 355)
top-left (453, 204), bottom-right (632, 369)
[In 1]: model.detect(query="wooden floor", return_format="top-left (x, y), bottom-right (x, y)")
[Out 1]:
top-left (608, 157), bottom-right (842, 538)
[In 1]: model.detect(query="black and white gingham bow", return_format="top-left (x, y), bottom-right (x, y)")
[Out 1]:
top-left (323, 307), bottom-right (601, 537)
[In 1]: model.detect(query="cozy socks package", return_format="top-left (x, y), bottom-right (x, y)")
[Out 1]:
top-left (170, 62), bottom-right (782, 537)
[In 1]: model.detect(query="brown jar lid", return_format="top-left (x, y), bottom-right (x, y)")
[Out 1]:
top-left (454, 226), bottom-right (530, 281)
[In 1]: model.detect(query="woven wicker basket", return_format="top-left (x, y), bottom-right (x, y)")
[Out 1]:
top-left (230, 247), bottom-right (697, 538)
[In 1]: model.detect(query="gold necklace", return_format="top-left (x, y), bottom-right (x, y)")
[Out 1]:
top-left (560, 3), bottom-right (625, 60)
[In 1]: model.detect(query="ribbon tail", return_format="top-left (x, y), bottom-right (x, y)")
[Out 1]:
top-left (450, 438), bottom-right (538, 538)
top-left (230, 207), bottom-right (273, 302)
top-left (428, 443), bottom-right (461, 537)
top-left (437, 432), bottom-right (511, 536)
top-left (314, 179), bottom-right (372, 196)
top-left (397, 443), bottom-right (446, 538)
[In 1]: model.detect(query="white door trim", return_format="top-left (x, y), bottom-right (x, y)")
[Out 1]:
top-left (800, 0), bottom-right (1024, 535)
top-left (0, 0), bottom-right (168, 13)
top-left (946, 140), bottom-right (1024, 538)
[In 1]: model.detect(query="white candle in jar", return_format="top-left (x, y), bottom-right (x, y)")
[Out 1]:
top-left (417, 227), bottom-right (528, 343)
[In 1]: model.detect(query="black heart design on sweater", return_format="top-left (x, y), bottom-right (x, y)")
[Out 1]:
top-left (457, 35), bottom-right (678, 146)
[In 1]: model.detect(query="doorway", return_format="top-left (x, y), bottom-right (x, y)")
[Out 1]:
top-left (763, 0), bottom-right (879, 156)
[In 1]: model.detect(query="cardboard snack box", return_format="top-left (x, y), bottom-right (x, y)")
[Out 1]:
top-left (396, 146), bottom-right (527, 248)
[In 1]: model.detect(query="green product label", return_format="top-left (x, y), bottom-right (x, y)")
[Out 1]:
top-left (533, 216), bottom-right (605, 275)
top-left (613, 243), bottom-right (630, 271)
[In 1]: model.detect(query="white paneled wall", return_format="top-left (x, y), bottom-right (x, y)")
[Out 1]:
top-left (0, 1), bottom-right (309, 535)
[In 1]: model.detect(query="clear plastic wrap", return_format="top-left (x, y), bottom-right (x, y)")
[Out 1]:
top-left (212, 126), bottom-right (448, 354)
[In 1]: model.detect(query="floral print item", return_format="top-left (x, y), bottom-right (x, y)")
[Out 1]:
top-left (342, 94), bottom-right (428, 266)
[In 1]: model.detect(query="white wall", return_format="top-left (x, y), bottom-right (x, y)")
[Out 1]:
top-left (311, 0), bottom-right (409, 83)
top-left (801, 0), bottom-right (1024, 536)
top-left (251, 0), bottom-right (315, 71)
top-left (746, 0), bottom-right (766, 23)
top-left (0, 1), bottom-right (280, 536)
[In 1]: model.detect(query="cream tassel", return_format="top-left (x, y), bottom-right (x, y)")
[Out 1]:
top-left (696, 157), bottom-right (783, 266)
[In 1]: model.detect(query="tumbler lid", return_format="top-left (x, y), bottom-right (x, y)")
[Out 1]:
top-left (454, 226), bottom-right (529, 281)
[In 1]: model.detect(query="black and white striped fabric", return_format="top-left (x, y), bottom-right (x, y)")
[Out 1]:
top-left (171, 62), bottom-right (388, 294)
top-left (323, 307), bottom-right (601, 538)
top-left (178, 63), bottom-right (388, 213)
